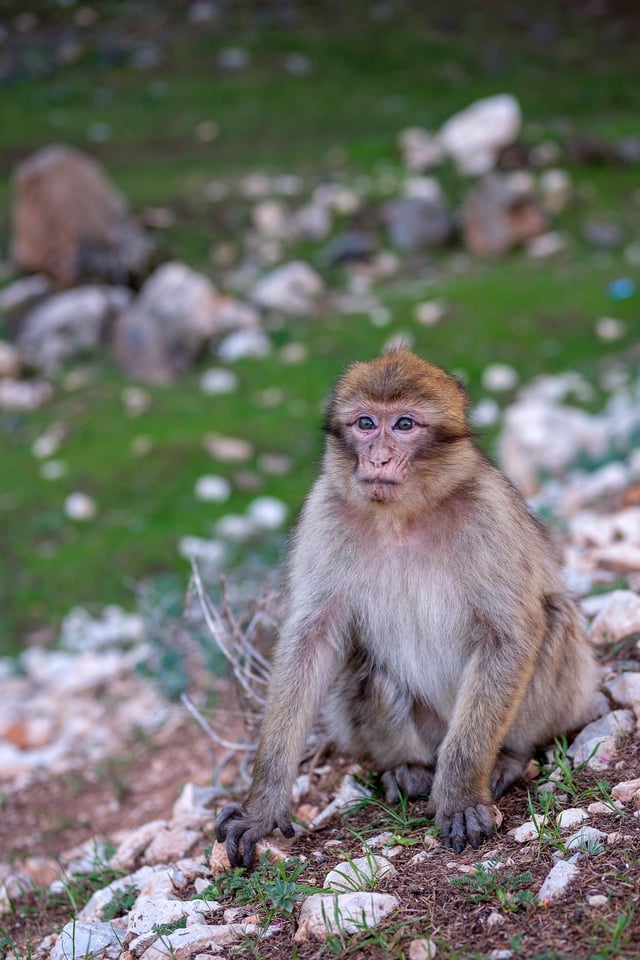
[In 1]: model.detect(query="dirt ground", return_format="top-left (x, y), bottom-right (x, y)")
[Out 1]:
top-left (2, 702), bottom-right (640, 960)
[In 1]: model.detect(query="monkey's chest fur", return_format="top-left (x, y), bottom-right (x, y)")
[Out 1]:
top-left (321, 539), bottom-right (473, 769)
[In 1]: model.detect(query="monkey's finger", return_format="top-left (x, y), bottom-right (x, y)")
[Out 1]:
top-left (443, 811), bottom-right (467, 853)
top-left (214, 802), bottom-right (245, 842)
top-left (277, 816), bottom-right (295, 838)
top-left (464, 804), bottom-right (495, 849)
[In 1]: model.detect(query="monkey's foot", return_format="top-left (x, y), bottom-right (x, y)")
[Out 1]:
top-left (381, 763), bottom-right (434, 803)
top-left (215, 801), bottom-right (294, 869)
top-left (438, 804), bottom-right (495, 853)
top-left (491, 749), bottom-right (529, 799)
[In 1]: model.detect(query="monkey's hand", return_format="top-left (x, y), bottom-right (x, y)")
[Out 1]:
top-left (434, 803), bottom-right (495, 854)
top-left (215, 801), bottom-right (294, 868)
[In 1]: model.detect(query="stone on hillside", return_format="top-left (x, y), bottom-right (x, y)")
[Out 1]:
top-left (0, 378), bottom-right (53, 410)
top-left (463, 172), bottom-right (546, 256)
top-left (247, 496), bottom-right (288, 530)
top-left (536, 859), bottom-right (578, 904)
top-left (51, 919), bottom-right (127, 960)
top-left (324, 856), bottom-right (396, 892)
top-left (138, 921), bottom-right (266, 960)
top-left (112, 262), bottom-right (229, 384)
top-left (556, 808), bottom-right (589, 830)
top-left (0, 275), bottom-right (51, 328)
top-left (294, 891), bottom-right (399, 942)
top-left (606, 672), bottom-right (640, 708)
top-left (567, 710), bottom-right (635, 769)
top-left (439, 94), bottom-right (522, 176)
top-left (589, 591), bottom-right (640, 645)
top-left (409, 938), bottom-right (438, 960)
top-left (251, 261), bottom-right (324, 315)
top-left (17, 285), bottom-right (131, 375)
top-left (611, 777), bottom-right (640, 803)
top-left (398, 126), bottom-right (444, 172)
top-left (565, 826), bottom-right (607, 853)
top-left (498, 396), bottom-right (608, 495)
top-left (127, 895), bottom-right (218, 938)
top-left (0, 341), bottom-right (21, 378)
top-left (12, 144), bottom-right (150, 287)
top-left (217, 328), bottom-right (271, 361)
top-left (381, 194), bottom-right (452, 251)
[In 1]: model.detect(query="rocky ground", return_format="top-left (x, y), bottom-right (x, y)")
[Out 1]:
top-left (2, 390), bottom-right (640, 959)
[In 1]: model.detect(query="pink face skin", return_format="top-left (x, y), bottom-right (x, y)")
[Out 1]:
top-left (344, 405), bottom-right (429, 503)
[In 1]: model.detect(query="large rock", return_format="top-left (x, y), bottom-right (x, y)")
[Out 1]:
top-left (381, 195), bottom-right (452, 251)
top-left (251, 261), bottom-right (324, 315)
top-left (112, 262), bottom-right (256, 383)
top-left (463, 173), bottom-right (546, 256)
top-left (439, 94), bottom-right (522, 176)
top-left (12, 144), bottom-right (151, 287)
top-left (17, 285), bottom-right (131, 375)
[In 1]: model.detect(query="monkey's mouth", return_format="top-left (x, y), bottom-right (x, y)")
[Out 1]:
top-left (358, 478), bottom-right (402, 502)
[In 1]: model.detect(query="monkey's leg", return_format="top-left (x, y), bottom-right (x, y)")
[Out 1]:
top-left (381, 762), bottom-right (435, 804)
top-left (490, 748), bottom-right (530, 799)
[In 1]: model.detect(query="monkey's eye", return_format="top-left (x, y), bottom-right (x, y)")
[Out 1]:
top-left (394, 416), bottom-right (415, 431)
top-left (356, 416), bottom-right (376, 431)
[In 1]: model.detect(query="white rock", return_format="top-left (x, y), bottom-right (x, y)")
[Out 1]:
top-left (606, 673), bottom-right (640, 708)
top-left (200, 367), bottom-right (238, 396)
top-left (121, 386), bottom-right (151, 416)
top-left (565, 826), bottom-right (607, 852)
top-left (172, 783), bottom-right (220, 820)
top-left (60, 606), bottom-right (145, 650)
top-left (414, 300), bottom-right (446, 326)
top-left (309, 775), bottom-right (372, 829)
top-left (539, 167), bottom-right (572, 211)
top-left (178, 536), bottom-right (225, 568)
top-left (567, 710), bottom-right (635, 769)
top-left (251, 261), bottom-right (324, 315)
top-left (138, 921), bottom-right (266, 959)
top-left (215, 514), bottom-right (255, 541)
top-left (587, 894), bottom-right (608, 907)
top-left (556, 808), bottom-right (589, 830)
top-left (589, 591), bottom-right (640, 645)
top-left (471, 398), bottom-right (500, 427)
top-left (408, 937), bottom-right (438, 959)
top-left (527, 231), bottom-right (567, 259)
top-left (439, 94), bottom-right (521, 176)
top-left (294, 892), bottom-right (398, 942)
top-left (51, 919), bottom-right (127, 960)
top-left (194, 475), bottom-right (231, 503)
top-left (246, 496), bottom-right (288, 530)
top-left (398, 126), bottom-right (445, 172)
top-left (0, 377), bottom-right (53, 410)
top-left (79, 866), bottom-right (158, 922)
top-left (324, 856), bottom-right (396, 892)
top-left (537, 859), bottom-right (579, 904)
top-left (204, 434), bottom-right (253, 462)
top-left (510, 818), bottom-right (545, 843)
top-left (217, 328), bottom-right (271, 361)
top-left (482, 363), bottom-right (519, 392)
top-left (127, 895), bottom-right (214, 937)
top-left (596, 317), bottom-right (626, 341)
top-left (499, 397), bottom-right (609, 494)
top-left (64, 492), bottom-right (97, 521)
top-left (611, 777), bottom-right (640, 803)
top-left (0, 274), bottom-right (51, 312)
top-left (111, 820), bottom-right (169, 870)
top-left (0, 341), bottom-right (21, 378)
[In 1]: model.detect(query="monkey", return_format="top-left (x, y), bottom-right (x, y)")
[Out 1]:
top-left (216, 348), bottom-right (598, 867)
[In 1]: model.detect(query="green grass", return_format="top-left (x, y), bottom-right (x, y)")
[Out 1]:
top-left (1, 0), bottom-right (640, 650)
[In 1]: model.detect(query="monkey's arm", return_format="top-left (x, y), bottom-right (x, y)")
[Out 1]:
top-left (215, 613), bottom-right (340, 867)
top-left (430, 609), bottom-right (542, 853)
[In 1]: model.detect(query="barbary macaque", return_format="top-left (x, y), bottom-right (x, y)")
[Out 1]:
top-left (216, 349), bottom-right (597, 867)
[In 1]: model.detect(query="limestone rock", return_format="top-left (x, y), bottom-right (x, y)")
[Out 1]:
top-left (17, 285), bottom-right (131, 375)
top-left (324, 856), bottom-right (396, 892)
top-left (137, 921), bottom-right (264, 960)
top-left (12, 144), bottom-right (150, 287)
top-left (611, 777), bottom-right (640, 803)
top-left (381, 195), bottom-right (452, 251)
top-left (439, 94), bottom-right (522, 176)
top-left (51, 919), bottom-right (127, 960)
top-left (251, 261), bottom-right (323, 315)
top-left (606, 672), bottom-right (640, 708)
top-left (463, 172), bottom-right (546, 257)
top-left (537, 859), bottom-right (579, 904)
top-left (567, 710), bottom-right (635, 769)
top-left (127, 895), bottom-right (217, 938)
top-left (112, 262), bottom-right (232, 383)
top-left (556, 808), bottom-right (589, 831)
top-left (294, 891), bottom-right (398, 942)
top-left (589, 592), bottom-right (640, 645)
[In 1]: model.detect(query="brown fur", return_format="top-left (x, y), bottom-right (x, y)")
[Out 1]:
top-left (216, 349), bottom-right (598, 866)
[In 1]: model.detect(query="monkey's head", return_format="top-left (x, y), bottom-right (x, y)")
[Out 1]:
top-left (324, 349), bottom-right (471, 505)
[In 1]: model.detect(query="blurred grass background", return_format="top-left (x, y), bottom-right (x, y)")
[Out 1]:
top-left (1, 0), bottom-right (639, 652)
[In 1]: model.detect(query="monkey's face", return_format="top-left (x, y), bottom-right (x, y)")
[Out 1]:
top-left (343, 403), bottom-right (429, 503)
